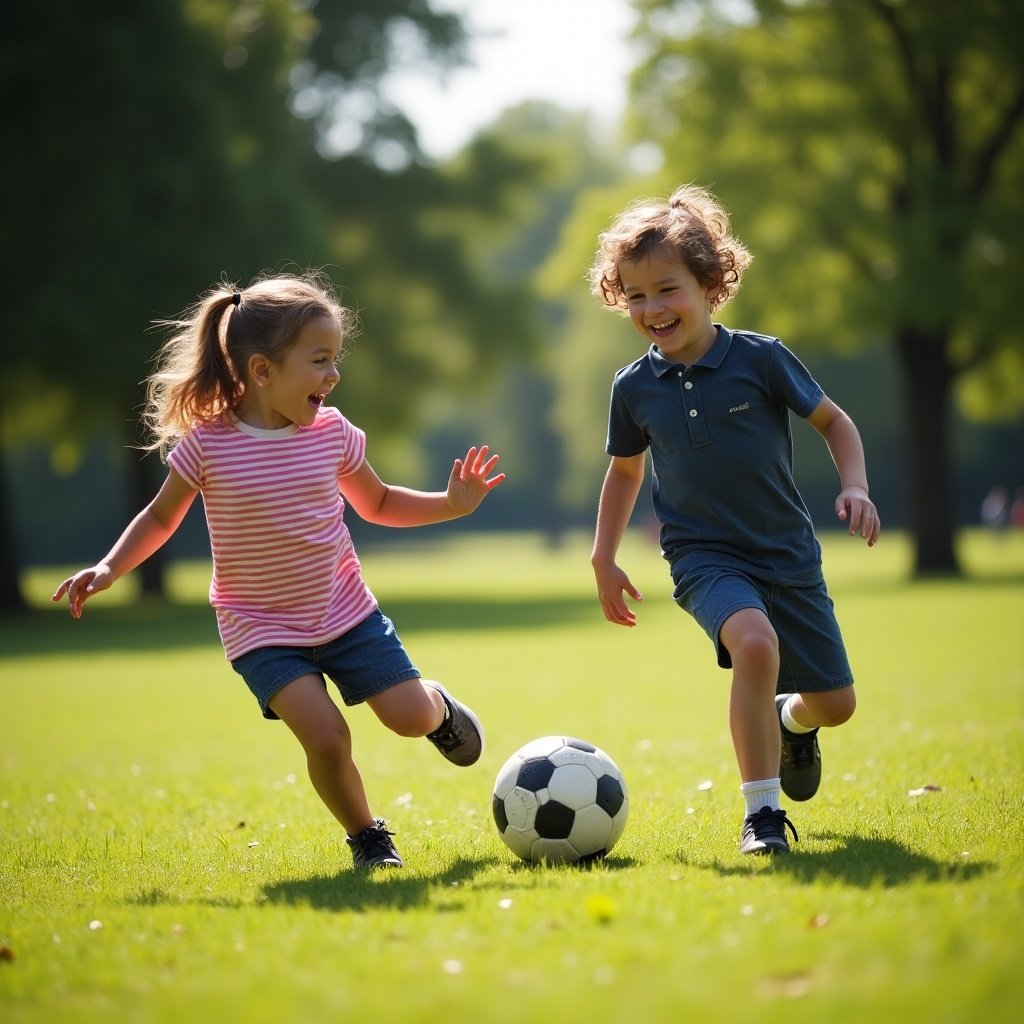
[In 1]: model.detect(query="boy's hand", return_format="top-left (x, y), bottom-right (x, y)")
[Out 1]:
top-left (836, 487), bottom-right (880, 546)
top-left (446, 445), bottom-right (505, 515)
top-left (52, 564), bottom-right (115, 619)
top-left (594, 561), bottom-right (643, 627)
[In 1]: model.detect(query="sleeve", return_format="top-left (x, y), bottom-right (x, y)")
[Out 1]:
top-left (605, 377), bottom-right (649, 457)
top-left (166, 430), bottom-right (204, 489)
top-left (331, 408), bottom-right (366, 477)
top-left (767, 341), bottom-right (824, 419)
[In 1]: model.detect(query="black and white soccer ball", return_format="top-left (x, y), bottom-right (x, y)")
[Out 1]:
top-left (491, 736), bottom-right (629, 865)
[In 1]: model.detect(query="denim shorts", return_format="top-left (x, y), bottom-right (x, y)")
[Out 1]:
top-left (230, 608), bottom-right (420, 719)
top-left (671, 565), bottom-right (853, 692)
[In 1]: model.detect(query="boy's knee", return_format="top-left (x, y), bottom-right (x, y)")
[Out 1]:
top-left (805, 687), bottom-right (856, 727)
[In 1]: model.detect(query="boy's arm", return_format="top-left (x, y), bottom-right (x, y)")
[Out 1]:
top-left (53, 468), bottom-right (199, 617)
top-left (807, 397), bottom-right (880, 546)
top-left (591, 454), bottom-right (646, 626)
top-left (340, 445), bottom-right (504, 528)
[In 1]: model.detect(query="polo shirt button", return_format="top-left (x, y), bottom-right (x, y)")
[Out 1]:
top-left (677, 371), bottom-right (683, 377)
top-left (689, 409), bottom-right (698, 418)
top-left (684, 381), bottom-right (693, 390)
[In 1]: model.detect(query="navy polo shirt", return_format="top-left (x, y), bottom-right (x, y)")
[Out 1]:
top-left (605, 325), bottom-right (825, 586)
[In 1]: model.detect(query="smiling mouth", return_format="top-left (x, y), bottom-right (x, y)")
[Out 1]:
top-left (649, 319), bottom-right (680, 337)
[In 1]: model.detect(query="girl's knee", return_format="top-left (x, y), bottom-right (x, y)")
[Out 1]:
top-left (369, 679), bottom-right (440, 737)
top-left (303, 722), bottom-right (353, 763)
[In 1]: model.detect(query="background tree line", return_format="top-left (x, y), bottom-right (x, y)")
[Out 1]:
top-left (2, 0), bottom-right (1022, 612)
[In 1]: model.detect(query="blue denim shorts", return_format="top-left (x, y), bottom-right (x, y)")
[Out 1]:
top-left (230, 608), bottom-right (420, 719)
top-left (671, 565), bottom-right (853, 692)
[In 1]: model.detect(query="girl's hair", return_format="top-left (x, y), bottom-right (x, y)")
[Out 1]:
top-left (143, 270), bottom-right (358, 455)
top-left (589, 184), bottom-right (752, 312)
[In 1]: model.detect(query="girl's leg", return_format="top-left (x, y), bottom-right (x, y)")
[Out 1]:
top-left (365, 677), bottom-right (445, 736)
top-left (268, 673), bottom-right (374, 835)
top-left (719, 607), bottom-right (782, 782)
top-left (366, 678), bottom-right (484, 767)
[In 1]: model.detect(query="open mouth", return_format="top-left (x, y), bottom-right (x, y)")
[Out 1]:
top-left (308, 393), bottom-right (325, 409)
top-left (650, 318), bottom-right (680, 338)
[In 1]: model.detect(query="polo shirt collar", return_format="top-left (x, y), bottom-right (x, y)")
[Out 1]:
top-left (647, 324), bottom-right (732, 377)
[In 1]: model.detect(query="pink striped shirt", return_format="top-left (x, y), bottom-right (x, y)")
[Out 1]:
top-left (167, 406), bottom-right (377, 661)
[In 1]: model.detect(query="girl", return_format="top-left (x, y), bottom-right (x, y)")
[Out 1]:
top-left (53, 271), bottom-right (505, 870)
top-left (588, 186), bottom-right (879, 855)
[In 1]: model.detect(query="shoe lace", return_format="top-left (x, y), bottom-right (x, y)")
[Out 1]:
top-left (749, 807), bottom-right (799, 843)
top-left (352, 819), bottom-right (396, 856)
top-left (430, 714), bottom-right (465, 752)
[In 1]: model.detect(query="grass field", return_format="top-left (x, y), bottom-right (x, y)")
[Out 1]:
top-left (2, 529), bottom-right (1023, 1023)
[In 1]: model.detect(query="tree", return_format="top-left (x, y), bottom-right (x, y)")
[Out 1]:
top-left (623, 0), bottom-right (1024, 575)
top-left (0, 0), bottom-right (539, 609)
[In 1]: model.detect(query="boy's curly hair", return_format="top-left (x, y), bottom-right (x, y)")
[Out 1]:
top-left (589, 184), bottom-right (752, 312)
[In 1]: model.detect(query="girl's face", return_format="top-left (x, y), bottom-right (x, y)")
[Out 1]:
top-left (618, 251), bottom-right (716, 363)
top-left (261, 316), bottom-right (342, 428)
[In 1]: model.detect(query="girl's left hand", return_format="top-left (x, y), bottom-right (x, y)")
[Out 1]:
top-left (447, 445), bottom-right (505, 514)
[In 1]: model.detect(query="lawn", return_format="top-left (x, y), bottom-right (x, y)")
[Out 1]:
top-left (2, 529), bottom-right (1023, 1023)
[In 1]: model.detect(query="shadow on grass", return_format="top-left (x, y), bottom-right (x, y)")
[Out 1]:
top-left (0, 595), bottom-right (599, 657)
top-left (260, 854), bottom-right (500, 912)
top-left (697, 831), bottom-right (992, 887)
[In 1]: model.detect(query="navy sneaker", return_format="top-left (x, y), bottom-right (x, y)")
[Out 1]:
top-left (346, 819), bottom-right (403, 870)
top-left (425, 683), bottom-right (484, 766)
top-left (776, 693), bottom-right (822, 801)
top-left (739, 806), bottom-right (798, 855)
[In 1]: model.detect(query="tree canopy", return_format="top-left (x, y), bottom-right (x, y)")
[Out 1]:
top-left (0, 0), bottom-right (540, 608)
top-left (616, 0), bottom-right (1024, 574)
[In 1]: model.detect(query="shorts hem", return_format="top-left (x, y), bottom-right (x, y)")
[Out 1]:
top-left (338, 669), bottom-right (421, 707)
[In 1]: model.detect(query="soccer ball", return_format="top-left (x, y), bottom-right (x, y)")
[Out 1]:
top-left (491, 736), bottom-right (629, 865)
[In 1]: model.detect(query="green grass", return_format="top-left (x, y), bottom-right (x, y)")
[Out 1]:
top-left (2, 530), bottom-right (1023, 1023)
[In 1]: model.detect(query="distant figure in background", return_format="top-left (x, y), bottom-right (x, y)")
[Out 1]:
top-left (980, 485), bottom-right (1011, 530)
top-left (53, 271), bottom-right (505, 871)
top-left (1011, 487), bottom-right (1024, 529)
top-left (587, 184), bottom-right (879, 857)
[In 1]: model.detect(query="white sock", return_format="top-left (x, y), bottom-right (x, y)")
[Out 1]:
top-left (741, 778), bottom-right (782, 815)
top-left (780, 696), bottom-right (815, 734)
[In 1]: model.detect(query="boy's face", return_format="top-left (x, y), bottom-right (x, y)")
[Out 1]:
top-left (618, 252), bottom-right (716, 363)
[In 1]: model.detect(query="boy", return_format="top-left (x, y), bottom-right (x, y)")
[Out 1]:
top-left (589, 185), bottom-right (879, 854)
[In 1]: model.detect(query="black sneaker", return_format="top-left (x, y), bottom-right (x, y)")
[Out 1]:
top-left (776, 693), bottom-right (822, 801)
top-left (425, 683), bottom-right (484, 767)
top-left (739, 806), bottom-right (798, 855)
top-left (346, 819), bottom-right (403, 870)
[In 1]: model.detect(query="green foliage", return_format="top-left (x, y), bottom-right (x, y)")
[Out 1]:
top-left (626, 0), bottom-right (1024, 390)
top-left (3, 531), bottom-right (1023, 1021)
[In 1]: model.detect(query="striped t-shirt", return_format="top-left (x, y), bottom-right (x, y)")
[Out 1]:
top-left (167, 405), bottom-right (377, 661)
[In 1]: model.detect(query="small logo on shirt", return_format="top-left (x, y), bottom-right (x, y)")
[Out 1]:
top-left (729, 402), bottom-right (750, 413)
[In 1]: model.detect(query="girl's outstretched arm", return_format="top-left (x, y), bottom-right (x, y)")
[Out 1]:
top-left (341, 445), bottom-right (504, 528)
top-left (52, 468), bottom-right (199, 618)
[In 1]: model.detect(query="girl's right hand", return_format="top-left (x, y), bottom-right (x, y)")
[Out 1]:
top-left (52, 565), bottom-right (114, 619)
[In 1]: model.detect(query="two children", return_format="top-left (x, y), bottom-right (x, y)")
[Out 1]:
top-left (54, 184), bottom-right (878, 863)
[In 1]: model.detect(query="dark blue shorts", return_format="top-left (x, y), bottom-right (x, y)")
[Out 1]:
top-left (230, 608), bottom-right (420, 719)
top-left (671, 565), bottom-right (853, 693)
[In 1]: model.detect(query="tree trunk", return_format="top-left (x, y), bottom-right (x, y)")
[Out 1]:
top-left (895, 326), bottom-right (960, 576)
top-left (0, 444), bottom-right (27, 612)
